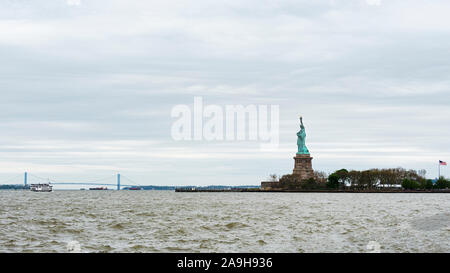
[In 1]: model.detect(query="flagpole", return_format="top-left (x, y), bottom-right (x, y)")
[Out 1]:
top-left (438, 161), bottom-right (441, 179)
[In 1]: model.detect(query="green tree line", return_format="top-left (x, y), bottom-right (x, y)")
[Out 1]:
top-left (273, 168), bottom-right (449, 191)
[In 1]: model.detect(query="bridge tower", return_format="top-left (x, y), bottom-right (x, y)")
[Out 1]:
top-left (24, 172), bottom-right (28, 186)
top-left (117, 173), bottom-right (120, 190)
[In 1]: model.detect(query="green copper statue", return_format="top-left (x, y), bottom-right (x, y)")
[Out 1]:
top-left (297, 116), bottom-right (310, 155)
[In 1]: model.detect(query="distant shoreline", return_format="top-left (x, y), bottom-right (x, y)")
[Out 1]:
top-left (175, 188), bottom-right (450, 193)
top-left (1, 184), bottom-right (448, 193)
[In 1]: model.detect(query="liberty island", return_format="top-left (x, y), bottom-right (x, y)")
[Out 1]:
top-left (175, 116), bottom-right (449, 193)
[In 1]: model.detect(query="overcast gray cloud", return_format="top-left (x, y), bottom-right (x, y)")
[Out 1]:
top-left (1, 0), bottom-right (449, 187)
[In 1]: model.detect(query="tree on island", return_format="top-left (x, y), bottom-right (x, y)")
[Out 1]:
top-left (327, 173), bottom-right (340, 189)
top-left (425, 179), bottom-right (434, 190)
top-left (435, 177), bottom-right (450, 189)
top-left (401, 178), bottom-right (419, 190)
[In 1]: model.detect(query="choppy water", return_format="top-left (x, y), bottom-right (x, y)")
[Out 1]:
top-left (0, 191), bottom-right (448, 253)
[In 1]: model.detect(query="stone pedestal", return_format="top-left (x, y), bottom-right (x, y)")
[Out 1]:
top-left (293, 154), bottom-right (314, 181)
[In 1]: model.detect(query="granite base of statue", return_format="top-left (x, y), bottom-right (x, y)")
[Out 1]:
top-left (293, 154), bottom-right (314, 181)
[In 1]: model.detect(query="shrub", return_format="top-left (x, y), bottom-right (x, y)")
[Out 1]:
top-left (435, 177), bottom-right (449, 189)
top-left (425, 179), bottom-right (434, 190)
top-left (402, 178), bottom-right (419, 190)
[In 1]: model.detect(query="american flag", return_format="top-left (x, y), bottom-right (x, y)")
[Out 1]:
top-left (440, 160), bottom-right (447, 166)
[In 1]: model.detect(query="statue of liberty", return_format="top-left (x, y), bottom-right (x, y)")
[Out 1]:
top-left (297, 116), bottom-right (310, 155)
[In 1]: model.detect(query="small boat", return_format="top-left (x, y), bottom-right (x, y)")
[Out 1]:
top-left (30, 183), bottom-right (53, 192)
top-left (89, 187), bottom-right (108, 190)
top-left (128, 187), bottom-right (142, 190)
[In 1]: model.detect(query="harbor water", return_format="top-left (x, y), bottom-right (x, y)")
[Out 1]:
top-left (0, 191), bottom-right (448, 253)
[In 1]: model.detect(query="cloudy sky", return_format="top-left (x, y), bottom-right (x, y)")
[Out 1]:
top-left (1, 0), bottom-right (449, 187)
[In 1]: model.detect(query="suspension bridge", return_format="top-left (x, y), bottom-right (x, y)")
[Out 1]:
top-left (0, 172), bottom-right (143, 190)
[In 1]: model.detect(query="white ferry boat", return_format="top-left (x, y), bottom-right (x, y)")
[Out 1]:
top-left (30, 183), bottom-right (53, 192)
